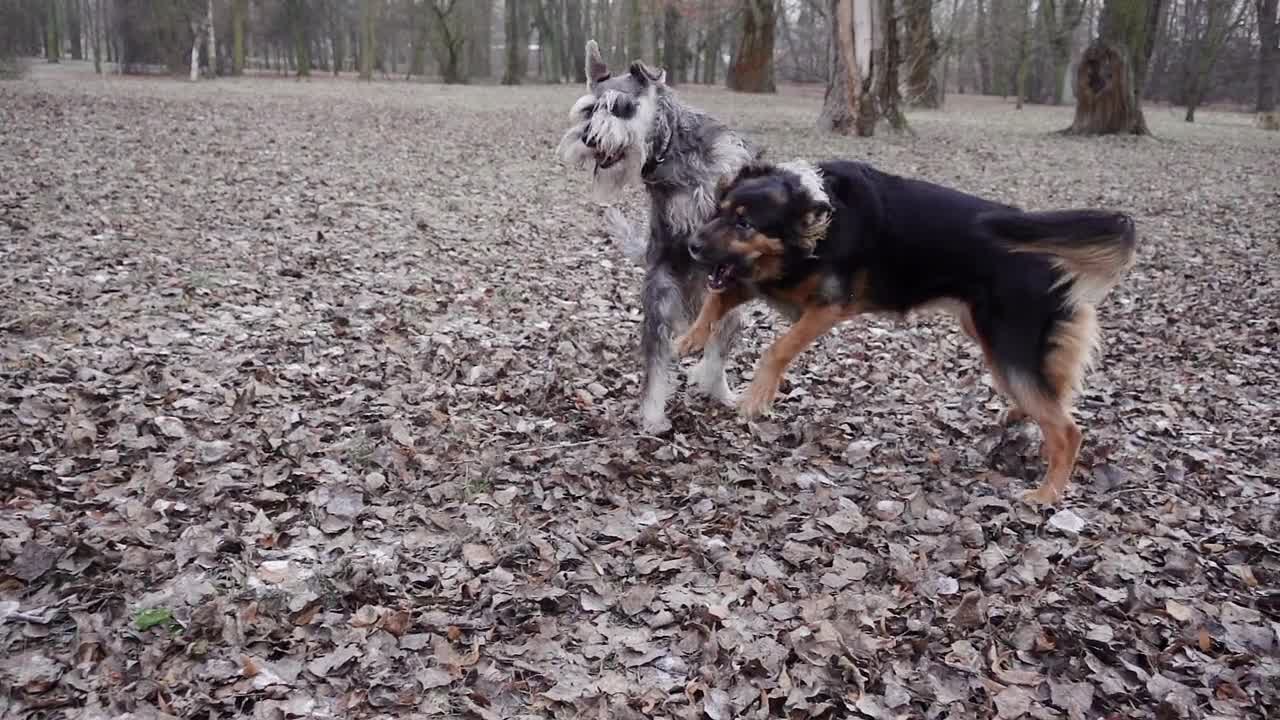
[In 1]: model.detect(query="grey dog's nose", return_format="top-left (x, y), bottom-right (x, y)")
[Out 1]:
top-left (582, 130), bottom-right (597, 148)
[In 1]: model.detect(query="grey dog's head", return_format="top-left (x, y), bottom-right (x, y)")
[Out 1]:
top-left (557, 40), bottom-right (666, 202)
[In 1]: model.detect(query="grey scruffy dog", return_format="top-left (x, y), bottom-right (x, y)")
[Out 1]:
top-left (557, 40), bottom-right (756, 433)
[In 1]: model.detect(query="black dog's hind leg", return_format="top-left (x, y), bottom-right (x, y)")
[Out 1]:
top-left (638, 265), bottom-right (682, 434)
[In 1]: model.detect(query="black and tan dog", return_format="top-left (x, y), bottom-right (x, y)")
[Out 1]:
top-left (675, 159), bottom-right (1136, 504)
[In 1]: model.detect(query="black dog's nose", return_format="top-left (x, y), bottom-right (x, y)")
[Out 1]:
top-left (688, 237), bottom-right (704, 258)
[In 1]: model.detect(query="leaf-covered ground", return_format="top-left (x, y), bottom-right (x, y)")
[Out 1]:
top-left (2, 64), bottom-right (1279, 720)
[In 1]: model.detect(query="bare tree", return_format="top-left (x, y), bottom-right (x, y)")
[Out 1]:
top-left (231, 0), bottom-right (246, 75)
top-left (1259, 0), bottom-right (1280, 127)
top-left (727, 0), bottom-right (776, 92)
top-left (502, 0), bottom-right (530, 84)
top-left (905, 0), bottom-right (940, 106)
top-left (360, 0), bottom-right (375, 80)
top-left (429, 0), bottom-right (468, 83)
top-left (1064, 0), bottom-right (1167, 135)
top-left (1180, 0), bottom-right (1249, 121)
top-left (205, 0), bottom-right (215, 75)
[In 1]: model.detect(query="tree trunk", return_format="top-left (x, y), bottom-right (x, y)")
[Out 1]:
top-left (905, 0), bottom-right (939, 107)
top-left (974, 0), bottom-right (991, 93)
top-left (875, 0), bottom-right (906, 131)
top-left (205, 0), bottom-right (216, 75)
top-left (502, 0), bottom-right (529, 84)
top-left (190, 22), bottom-right (200, 81)
top-left (1258, 0), bottom-right (1279, 125)
top-left (431, 1), bottom-right (469, 84)
top-left (626, 0), bottom-right (643, 62)
top-left (231, 0), bottom-right (246, 75)
top-left (727, 0), bottom-right (776, 93)
top-left (1182, 0), bottom-right (1245, 122)
top-left (90, 0), bottom-right (102, 73)
top-left (1064, 0), bottom-right (1166, 135)
top-left (46, 1), bottom-right (61, 63)
top-left (287, 0), bottom-right (310, 77)
top-left (566, 0), bottom-right (586, 82)
top-left (360, 0), bottom-right (374, 80)
top-left (468, 0), bottom-right (494, 79)
top-left (662, 2), bottom-right (679, 83)
top-left (411, 1), bottom-right (429, 77)
top-left (68, 0), bottom-right (83, 60)
top-left (819, 0), bottom-right (862, 134)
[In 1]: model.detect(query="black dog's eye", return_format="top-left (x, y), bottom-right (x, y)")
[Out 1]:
top-left (735, 216), bottom-right (752, 230)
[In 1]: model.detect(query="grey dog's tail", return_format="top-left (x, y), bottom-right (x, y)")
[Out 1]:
top-left (605, 207), bottom-right (648, 265)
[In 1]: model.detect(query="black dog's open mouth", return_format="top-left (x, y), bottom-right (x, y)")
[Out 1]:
top-left (595, 150), bottom-right (624, 170)
top-left (707, 264), bottom-right (734, 292)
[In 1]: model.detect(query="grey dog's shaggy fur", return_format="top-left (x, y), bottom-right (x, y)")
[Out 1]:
top-left (558, 41), bottom-right (756, 433)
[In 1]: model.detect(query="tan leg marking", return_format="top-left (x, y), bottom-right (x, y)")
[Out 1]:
top-left (740, 303), bottom-right (853, 418)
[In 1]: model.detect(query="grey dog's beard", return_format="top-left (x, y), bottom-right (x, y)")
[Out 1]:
top-left (557, 93), bottom-right (654, 203)
top-left (557, 124), bottom-right (649, 203)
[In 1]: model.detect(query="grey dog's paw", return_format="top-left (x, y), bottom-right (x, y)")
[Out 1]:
top-left (605, 207), bottom-right (647, 265)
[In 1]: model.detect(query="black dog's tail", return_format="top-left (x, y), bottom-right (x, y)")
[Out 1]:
top-left (979, 209), bottom-right (1137, 307)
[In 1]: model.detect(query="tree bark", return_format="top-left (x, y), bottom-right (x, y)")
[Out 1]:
top-left (190, 21), bottom-right (200, 81)
top-left (1064, 0), bottom-right (1166, 135)
top-left (626, 0), bottom-right (643, 62)
top-left (90, 0), bottom-right (102, 73)
top-left (46, 1), bottom-right (61, 63)
top-left (566, 0), bottom-right (586, 83)
top-left (1258, 0), bottom-right (1279, 123)
top-left (819, 0), bottom-right (861, 134)
top-left (68, 0), bottom-right (83, 60)
top-left (662, 2), bottom-right (679, 83)
top-left (727, 0), bottom-right (776, 93)
top-left (905, 0), bottom-right (939, 107)
top-left (360, 0), bottom-right (374, 80)
top-left (974, 0), bottom-right (991, 93)
top-left (231, 0), bottom-right (246, 75)
top-left (1181, 0), bottom-right (1244, 122)
top-left (502, 0), bottom-right (529, 84)
top-left (874, 0), bottom-right (906, 131)
top-left (468, 0), bottom-right (494, 79)
top-left (411, 1), bottom-right (429, 78)
top-left (430, 0), bottom-right (469, 84)
top-left (206, 0), bottom-right (216, 75)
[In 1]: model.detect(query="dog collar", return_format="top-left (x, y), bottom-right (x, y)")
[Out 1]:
top-left (642, 129), bottom-right (672, 181)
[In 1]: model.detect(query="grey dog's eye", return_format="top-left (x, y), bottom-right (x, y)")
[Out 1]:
top-left (611, 98), bottom-right (636, 120)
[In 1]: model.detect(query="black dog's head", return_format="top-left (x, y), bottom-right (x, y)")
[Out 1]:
top-left (689, 161), bottom-right (832, 292)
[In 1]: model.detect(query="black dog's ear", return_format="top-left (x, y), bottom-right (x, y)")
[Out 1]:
top-left (629, 61), bottom-right (666, 86)
top-left (796, 199), bottom-right (833, 255)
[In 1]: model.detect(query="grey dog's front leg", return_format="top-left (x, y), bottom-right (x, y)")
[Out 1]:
top-left (638, 265), bottom-right (682, 434)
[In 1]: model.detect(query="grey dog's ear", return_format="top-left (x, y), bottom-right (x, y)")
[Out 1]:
top-left (629, 61), bottom-right (666, 86)
top-left (586, 40), bottom-right (609, 90)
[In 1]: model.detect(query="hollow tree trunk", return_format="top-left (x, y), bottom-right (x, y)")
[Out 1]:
top-left (819, 0), bottom-right (885, 135)
top-left (727, 0), bottom-right (776, 93)
top-left (1064, 0), bottom-right (1166, 135)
